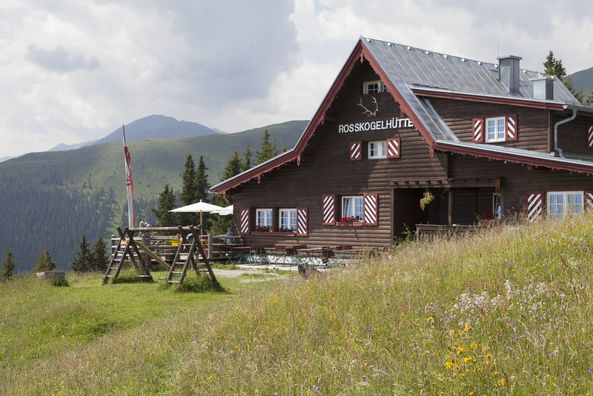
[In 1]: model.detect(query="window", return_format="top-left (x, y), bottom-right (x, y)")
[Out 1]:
top-left (368, 141), bottom-right (387, 159)
top-left (486, 117), bottom-right (505, 142)
top-left (255, 208), bottom-right (273, 231)
top-left (547, 191), bottom-right (584, 220)
top-left (363, 80), bottom-right (388, 94)
top-left (279, 208), bottom-right (297, 232)
top-left (341, 196), bottom-right (364, 222)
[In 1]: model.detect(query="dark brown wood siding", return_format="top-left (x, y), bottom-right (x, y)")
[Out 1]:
top-left (429, 98), bottom-right (550, 152)
top-left (231, 61), bottom-right (447, 247)
top-left (554, 113), bottom-right (593, 157)
top-left (450, 154), bottom-right (593, 217)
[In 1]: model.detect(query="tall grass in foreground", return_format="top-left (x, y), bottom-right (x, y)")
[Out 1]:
top-left (4, 217), bottom-right (593, 394)
top-left (171, 217), bottom-right (593, 395)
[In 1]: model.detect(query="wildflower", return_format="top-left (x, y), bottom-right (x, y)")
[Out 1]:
top-left (497, 377), bottom-right (506, 387)
top-left (456, 346), bottom-right (465, 355)
top-left (588, 367), bottom-right (593, 374)
top-left (426, 316), bottom-right (435, 324)
top-left (463, 324), bottom-right (472, 333)
top-left (313, 384), bottom-right (320, 393)
top-left (445, 360), bottom-right (455, 369)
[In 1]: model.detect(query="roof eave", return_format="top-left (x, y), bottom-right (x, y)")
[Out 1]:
top-left (435, 141), bottom-right (593, 176)
top-left (412, 87), bottom-right (568, 111)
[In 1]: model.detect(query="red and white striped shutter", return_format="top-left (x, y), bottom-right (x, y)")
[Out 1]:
top-left (386, 137), bottom-right (401, 159)
top-left (239, 209), bottom-right (250, 235)
top-left (585, 191), bottom-right (593, 211)
top-left (349, 141), bottom-right (362, 160)
top-left (296, 208), bottom-right (308, 236)
top-left (526, 192), bottom-right (545, 222)
top-left (505, 115), bottom-right (518, 141)
top-left (322, 195), bottom-right (336, 225)
top-left (586, 125), bottom-right (593, 150)
top-left (363, 193), bottom-right (379, 226)
top-left (472, 118), bottom-right (485, 143)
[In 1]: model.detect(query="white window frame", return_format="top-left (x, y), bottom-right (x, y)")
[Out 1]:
top-left (485, 116), bottom-right (506, 143)
top-left (255, 208), bottom-right (273, 231)
top-left (546, 191), bottom-right (584, 220)
top-left (279, 208), bottom-right (297, 232)
top-left (363, 80), bottom-right (388, 95)
top-left (368, 141), bottom-right (387, 159)
top-left (341, 195), bottom-right (364, 221)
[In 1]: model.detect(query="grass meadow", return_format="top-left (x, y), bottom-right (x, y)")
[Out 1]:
top-left (3, 216), bottom-right (593, 394)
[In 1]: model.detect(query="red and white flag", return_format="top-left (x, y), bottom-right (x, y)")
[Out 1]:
top-left (123, 125), bottom-right (135, 228)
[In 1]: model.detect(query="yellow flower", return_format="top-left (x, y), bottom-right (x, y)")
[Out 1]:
top-left (456, 346), bottom-right (465, 355)
top-left (463, 357), bottom-right (472, 363)
top-left (463, 324), bottom-right (472, 332)
top-left (497, 377), bottom-right (506, 387)
top-left (426, 316), bottom-right (435, 323)
top-left (469, 342), bottom-right (477, 349)
top-left (445, 360), bottom-right (455, 369)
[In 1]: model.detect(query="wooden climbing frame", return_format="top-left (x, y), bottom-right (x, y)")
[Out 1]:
top-left (103, 225), bottom-right (219, 287)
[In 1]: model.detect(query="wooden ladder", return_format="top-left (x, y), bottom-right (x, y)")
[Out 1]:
top-left (166, 226), bottom-right (219, 287)
top-left (102, 227), bottom-right (152, 284)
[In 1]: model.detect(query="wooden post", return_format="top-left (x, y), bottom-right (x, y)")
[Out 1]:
top-left (207, 233), bottom-right (212, 260)
top-left (447, 189), bottom-right (453, 226)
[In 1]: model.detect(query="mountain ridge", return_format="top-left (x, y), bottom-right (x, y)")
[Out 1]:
top-left (568, 66), bottom-right (593, 95)
top-left (48, 114), bottom-right (219, 152)
top-left (0, 119), bottom-right (308, 271)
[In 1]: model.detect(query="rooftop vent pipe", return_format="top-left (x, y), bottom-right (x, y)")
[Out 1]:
top-left (498, 55), bottom-right (522, 95)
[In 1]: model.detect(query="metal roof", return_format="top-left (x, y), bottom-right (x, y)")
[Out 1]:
top-left (211, 37), bottom-right (593, 193)
top-left (361, 37), bottom-right (579, 105)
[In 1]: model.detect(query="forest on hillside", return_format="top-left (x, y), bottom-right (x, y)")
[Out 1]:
top-left (0, 121), bottom-right (305, 272)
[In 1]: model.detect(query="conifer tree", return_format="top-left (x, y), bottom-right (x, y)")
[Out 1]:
top-left (152, 184), bottom-right (178, 226)
top-left (194, 156), bottom-right (210, 202)
top-left (543, 50), bottom-right (585, 102)
top-left (71, 235), bottom-right (92, 272)
top-left (543, 51), bottom-right (566, 79)
top-left (242, 146), bottom-right (253, 171)
top-left (34, 250), bottom-right (55, 272)
top-left (223, 151), bottom-right (243, 180)
top-left (91, 238), bottom-right (108, 272)
top-left (1, 250), bottom-right (16, 281)
top-left (181, 154), bottom-right (196, 204)
top-left (255, 129), bottom-right (278, 165)
top-left (179, 154), bottom-right (197, 225)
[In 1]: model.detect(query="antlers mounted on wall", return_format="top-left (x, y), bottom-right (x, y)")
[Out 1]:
top-left (358, 96), bottom-right (378, 117)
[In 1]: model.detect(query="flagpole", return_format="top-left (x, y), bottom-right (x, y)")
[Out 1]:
top-left (123, 125), bottom-right (135, 229)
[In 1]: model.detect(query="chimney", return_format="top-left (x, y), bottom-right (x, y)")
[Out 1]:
top-left (497, 55), bottom-right (522, 95)
top-left (531, 76), bottom-right (555, 100)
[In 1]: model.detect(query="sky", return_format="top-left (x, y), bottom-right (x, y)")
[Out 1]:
top-left (1, 0), bottom-right (592, 158)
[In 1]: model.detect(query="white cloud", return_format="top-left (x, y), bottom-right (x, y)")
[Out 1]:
top-left (0, 0), bottom-right (591, 157)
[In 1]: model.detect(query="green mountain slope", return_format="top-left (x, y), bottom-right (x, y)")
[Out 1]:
top-left (0, 120), bottom-right (307, 270)
top-left (568, 66), bottom-right (593, 95)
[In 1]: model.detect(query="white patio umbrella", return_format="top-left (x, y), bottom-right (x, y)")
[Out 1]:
top-left (211, 205), bottom-right (233, 216)
top-left (169, 200), bottom-right (224, 233)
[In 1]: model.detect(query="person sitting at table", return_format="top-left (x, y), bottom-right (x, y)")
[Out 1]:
top-left (224, 227), bottom-right (236, 245)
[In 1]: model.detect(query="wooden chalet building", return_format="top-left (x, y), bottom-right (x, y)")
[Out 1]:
top-left (211, 37), bottom-right (593, 247)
